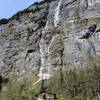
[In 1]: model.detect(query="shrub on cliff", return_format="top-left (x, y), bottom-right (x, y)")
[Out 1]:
top-left (0, 18), bottom-right (8, 25)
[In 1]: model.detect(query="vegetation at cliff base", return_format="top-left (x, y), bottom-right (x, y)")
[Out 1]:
top-left (44, 65), bottom-right (100, 100)
top-left (0, 62), bottom-right (100, 100)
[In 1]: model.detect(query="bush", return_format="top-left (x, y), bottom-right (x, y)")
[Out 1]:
top-left (0, 18), bottom-right (8, 25)
top-left (8, 23), bottom-right (15, 28)
top-left (44, 64), bottom-right (100, 99)
top-left (34, 2), bottom-right (39, 5)
top-left (0, 72), bottom-right (38, 100)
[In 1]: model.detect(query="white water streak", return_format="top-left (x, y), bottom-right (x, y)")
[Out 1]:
top-left (88, 0), bottom-right (97, 6)
top-left (54, 0), bottom-right (62, 27)
top-left (38, 38), bottom-right (52, 80)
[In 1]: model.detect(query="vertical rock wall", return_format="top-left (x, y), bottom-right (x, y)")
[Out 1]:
top-left (0, 0), bottom-right (100, 78)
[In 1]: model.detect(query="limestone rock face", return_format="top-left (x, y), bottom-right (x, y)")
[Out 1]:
top-left (0, 0), bottom-right (100, 78)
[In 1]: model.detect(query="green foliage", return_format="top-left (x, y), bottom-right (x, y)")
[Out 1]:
top-left (8, 23), bottom-right (15, 28)
top-left (45, 65), bottom-right (100, 100)
top-left (58, 94), bottom-right (71, 100)
top-left (0, 60), bottom-right (100, 100)
top-left (0, 75), bottom-right (3, 91)
top-left (0, 75), bottom-right (9, 92)
top-left (34, 0), bottom-right (52, 6)
top-left (0, 18), bottom-right (8, 25)
top-left (0, 72), bottom-right (38, 100)
top-left (21, 90), bottom-right (37, 100)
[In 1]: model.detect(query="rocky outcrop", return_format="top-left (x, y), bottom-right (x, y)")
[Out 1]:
top-left (0, 0), bottom-right (100, 79)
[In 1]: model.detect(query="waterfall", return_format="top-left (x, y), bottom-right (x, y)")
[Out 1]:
top-left (38, 38), bottom-right (52, 80)
top-left (39, 38), bottom-right (46, 68)
top-left (88, 0), bottom-right (96, 6)
top-left (33, 0), bottom-right (63, 85)
top-left (54, 0), bottom-right (62, 27)
top-left (88, 0), bottom-right (93, 6)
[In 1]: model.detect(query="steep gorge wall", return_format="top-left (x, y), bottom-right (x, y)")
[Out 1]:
top-left (0, 0), bottom-right (100, 79)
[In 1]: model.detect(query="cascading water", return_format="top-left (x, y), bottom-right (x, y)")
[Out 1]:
top-left (33, 0), bottom-right (63, 86)
top-left (38, 37), bottom-right (52, 80)
top-left (32, 37), bottom-right (52, 86)
top-left (88, 0), bottom-right (97, 6)
top-left (54, 0), bottom-right (62, 27)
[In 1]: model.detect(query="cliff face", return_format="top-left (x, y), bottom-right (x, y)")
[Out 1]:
top-left (0, 0), bottom-right (100, 79)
